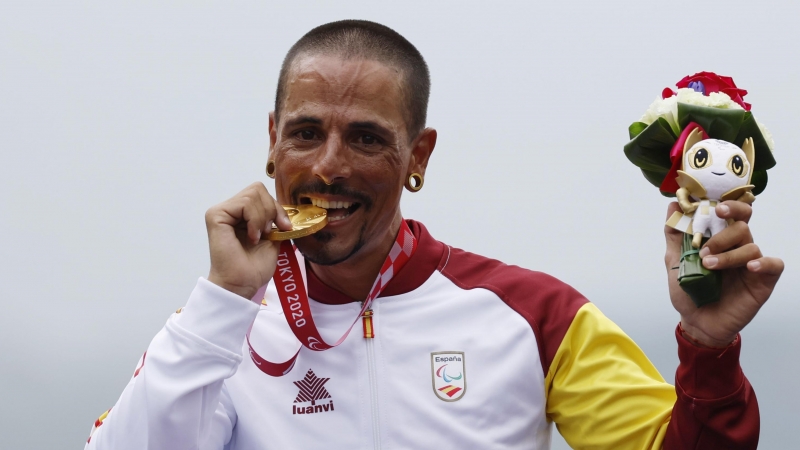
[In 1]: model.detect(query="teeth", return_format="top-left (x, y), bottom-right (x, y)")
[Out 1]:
top-left (310, 198), bottom-right (328, 209)
top-left (309, 198), bottom-right (352, 209)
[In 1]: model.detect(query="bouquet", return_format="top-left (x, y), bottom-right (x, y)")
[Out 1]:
top-left (624, 72), bottom-right (776, 306)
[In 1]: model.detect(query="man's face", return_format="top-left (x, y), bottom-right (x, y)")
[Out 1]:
top-left (269, 55), bottom-right (413, 265)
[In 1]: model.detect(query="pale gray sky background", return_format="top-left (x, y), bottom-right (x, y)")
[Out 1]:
top-left (1, 1), bottom-right (798, 448)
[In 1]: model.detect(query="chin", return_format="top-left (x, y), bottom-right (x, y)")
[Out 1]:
top-left (295, 226), bottom-right (366, 266)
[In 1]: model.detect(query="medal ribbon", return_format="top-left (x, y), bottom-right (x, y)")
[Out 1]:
top-left (246, 220), bottom-right (417, 377)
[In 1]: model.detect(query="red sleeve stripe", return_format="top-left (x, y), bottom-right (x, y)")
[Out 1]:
top-left (87, 408), bottom-right (111, 443)
top-left (438, 246), bottom-right (588, 376)
top-left (133, 351), bottom-right (146, 378)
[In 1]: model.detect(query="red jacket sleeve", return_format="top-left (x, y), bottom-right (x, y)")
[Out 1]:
top-left (664, 326), bottom-right (759, 449)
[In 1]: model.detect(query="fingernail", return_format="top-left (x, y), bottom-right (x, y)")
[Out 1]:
top-left (703, 256), bottom-right (718, 268)
top-left (718, 204), bottom-right (730, 215)
top-left (699, 247), bottom-right (710, 258)
top-left (748, 260), bottom-right (761, 271)
top-left (255, 230), bottom-right (262, 242)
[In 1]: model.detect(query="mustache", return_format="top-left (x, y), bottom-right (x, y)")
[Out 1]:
top-left (290, 180), bottom-right (373, 211)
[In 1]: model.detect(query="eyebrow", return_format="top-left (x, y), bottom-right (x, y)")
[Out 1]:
top-left (350, 121), bottom-right (391, 136)
top-left (284, 116), bottom-right (393, 137)
top-left (284, 116), bottom-right (323, 128)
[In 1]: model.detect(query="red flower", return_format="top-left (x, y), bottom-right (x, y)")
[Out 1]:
top-left (662, 71), bottom-right (751, 111)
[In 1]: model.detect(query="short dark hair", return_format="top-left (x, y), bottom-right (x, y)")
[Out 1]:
top-left (275, 20), bottom-right (430, 139)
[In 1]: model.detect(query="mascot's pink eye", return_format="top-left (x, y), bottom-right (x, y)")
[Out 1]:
top-left (730, 155), bottom-right (745, 177)
top-left (692, 148), bottom-right (709, 169)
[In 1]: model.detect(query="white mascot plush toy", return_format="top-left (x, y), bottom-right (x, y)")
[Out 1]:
top-left (670, 128), bottom-right (755, 248)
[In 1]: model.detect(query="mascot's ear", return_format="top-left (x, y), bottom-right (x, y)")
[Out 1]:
top-left (741, 137), bottom-right (756, 184)
top-left (681, 127), bottom-right (705, 169)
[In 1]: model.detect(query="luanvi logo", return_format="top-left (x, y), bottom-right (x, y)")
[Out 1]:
top-left (292, 369), bottom-right (335, 415)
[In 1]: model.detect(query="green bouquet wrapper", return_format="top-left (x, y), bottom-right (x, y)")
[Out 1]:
top-left (678, 233), bottom-right (722, 307)
top-left (624, 103), bottom-right (775, 197)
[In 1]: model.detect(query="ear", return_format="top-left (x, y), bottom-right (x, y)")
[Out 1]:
top-left (741, 137), bottom-right (756, 184)
top-left (681, 127), bottom-right (705, 169)
top-left (268, 111), bottom-right (278, 160)
top-left (407, 127), bottom-right (437, 180)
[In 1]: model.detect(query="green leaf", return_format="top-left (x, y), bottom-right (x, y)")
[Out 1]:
top-left (677, 103), bottom-right (747, 142)
top-left (679, 233), bottom-right (722, 307)
top-left (751, 170), bottom-right (768, 196)
top-left (640, 167), bottom-right (668, 189)
top-left (733, 113), bottom-right (776, 172)
top-left (623, 117), bottom-right (676, 173)
top-left (629, 122), bottom-right (648, 140)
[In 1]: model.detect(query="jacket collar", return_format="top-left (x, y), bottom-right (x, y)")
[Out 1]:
top-left (307, 220), bottom-right (445, 305)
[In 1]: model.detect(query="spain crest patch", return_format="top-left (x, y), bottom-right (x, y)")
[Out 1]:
top-left (431, 351), bottom-right (466, 402)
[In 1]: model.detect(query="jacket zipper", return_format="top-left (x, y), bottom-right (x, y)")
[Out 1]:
top-left (363, 308), bottom-right (381, 450)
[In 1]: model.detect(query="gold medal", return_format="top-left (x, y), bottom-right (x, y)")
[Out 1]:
top-left (266, 205), bottom-right (328, 241)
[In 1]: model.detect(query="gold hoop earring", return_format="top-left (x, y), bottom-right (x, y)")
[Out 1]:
top-left (266, 160), bottom-right (276, 178)
top-left (406, 173), bottom-right (424, 192)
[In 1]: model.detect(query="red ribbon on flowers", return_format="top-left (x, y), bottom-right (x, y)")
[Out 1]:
top-left (246, 220), bottom-right (417, 377)
top-left (660, 122), bottom-right (709, 194)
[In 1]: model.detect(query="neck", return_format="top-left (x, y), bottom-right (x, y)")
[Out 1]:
top-left (308, 214), bottom-right (404, 301)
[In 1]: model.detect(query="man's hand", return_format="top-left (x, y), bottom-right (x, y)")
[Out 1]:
top-left (205, 182), bottom-right (293, 300)
top-left (665, 201), bottom-right (784, 348)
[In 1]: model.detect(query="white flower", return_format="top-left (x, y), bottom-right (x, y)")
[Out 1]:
top-left (639, 88), bottom-right (744, 135)
top-left (640, 94), bottom-right (680, 133)
top-left (638, 88), bottom-right (774, 152)
top-left (756, 119), bottom-right (775, 152)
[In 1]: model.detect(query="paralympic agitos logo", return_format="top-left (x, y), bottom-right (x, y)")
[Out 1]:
top-left (431, 351), bottom-right (467, 401)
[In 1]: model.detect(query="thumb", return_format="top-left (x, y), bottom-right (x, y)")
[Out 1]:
top-left (664, 202), bottom-right (684, 267)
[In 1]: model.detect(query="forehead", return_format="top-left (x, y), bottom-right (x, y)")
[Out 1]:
top-left (282, 55), bottom-right (407, 131)
top-left (687, 139), bottom-right (744, 157)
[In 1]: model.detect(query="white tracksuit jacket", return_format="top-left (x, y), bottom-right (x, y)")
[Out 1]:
top-left (85, 221), bottom-right (759, 449)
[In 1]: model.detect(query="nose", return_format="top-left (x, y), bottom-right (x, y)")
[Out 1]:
top-left (311, 133), bottom-right (351, 185)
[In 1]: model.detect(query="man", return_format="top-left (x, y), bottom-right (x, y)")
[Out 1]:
top-left (86, 20), bottom-right (783, 449)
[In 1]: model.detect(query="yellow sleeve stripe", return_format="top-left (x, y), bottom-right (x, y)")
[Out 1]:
top-left (545, 303), bottom-right (675, 450)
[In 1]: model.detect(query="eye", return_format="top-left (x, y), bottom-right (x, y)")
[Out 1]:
top-left (359, 134), bottom-right (377, 145)
top-left (729, 155), bottom-right (746, 177)
top-left (296, 130), bottom-right (316, 140)
top-left (689, 148), bottom-right (712, 169)
top-left (352, 133), bottom-right (384, 151)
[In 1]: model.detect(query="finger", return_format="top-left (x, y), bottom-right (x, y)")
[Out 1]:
top-left (702, 242), bottom-right (762, 270)
top-left (717, 201), bottom-right (753, 224)
top-left (239, 195), bottom-right (267, 244)
top-left (206, 193), bottom-right (266, 245)
top-left (663, 202), bottom-right (683, 268)
top-left (747, 256), bottom-right (785, 276)
top-left (664, 201), bottom-right (682, 224)
top-left (664, 202), bottom-right (685, 240)
top-left (272, 196), bottom-right (293, 231)
top-left (250, 182), bottom-right (292, 233)
top-left (700, 220), bottom-right (753, 257)
top-left (250, 182), bottom-right (276, 234)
